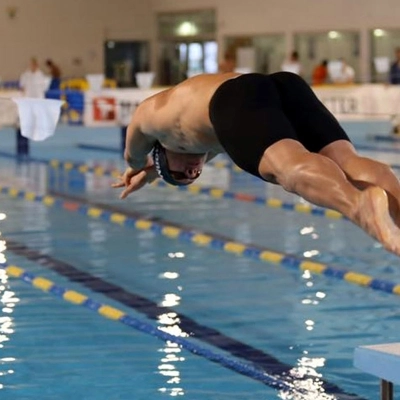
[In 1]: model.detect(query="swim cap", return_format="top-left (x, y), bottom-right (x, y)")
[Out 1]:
top-left (152, 141), bottom-right (193, 186)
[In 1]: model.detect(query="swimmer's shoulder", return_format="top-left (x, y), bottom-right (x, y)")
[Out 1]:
top-left (168, 73), bottom-right (243, 103)
top-left (133, 88), bottom-right (172, 121)
top-left (177, 72), bottom-right (242, 89)
top-left (135, 73), bottom-right (243, 118)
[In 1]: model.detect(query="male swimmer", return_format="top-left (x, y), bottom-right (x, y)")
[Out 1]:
top-left (112, 72), bottom-right (400, 256)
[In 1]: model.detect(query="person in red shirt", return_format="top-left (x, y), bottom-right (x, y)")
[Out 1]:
top-left (312, 59), bottom-right (328, 85)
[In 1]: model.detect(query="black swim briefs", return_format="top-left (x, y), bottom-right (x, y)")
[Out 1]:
top-left (208, 72), bottom-right (351, 179)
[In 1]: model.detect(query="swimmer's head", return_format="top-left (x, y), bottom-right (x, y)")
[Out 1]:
top-left (152, 141), bottom-right (205, 186)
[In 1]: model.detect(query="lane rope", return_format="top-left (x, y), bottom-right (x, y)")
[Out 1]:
top-left (1, 185), bottom-right (400, 298)
top-left (0, 262), bottom-right (297, 393)
top-left (1, 151), bottom-right (400, 221)
top-left (48, 159), bottom-right (346, 221)
top-left (4, 238), bottom-right (361, 400)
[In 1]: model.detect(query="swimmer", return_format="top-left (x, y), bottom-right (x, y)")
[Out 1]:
top-left (112, 72), bottom-right (400, 256)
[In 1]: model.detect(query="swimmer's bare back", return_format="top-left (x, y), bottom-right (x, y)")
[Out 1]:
top-left (135, 73), bottom-right (242, 154)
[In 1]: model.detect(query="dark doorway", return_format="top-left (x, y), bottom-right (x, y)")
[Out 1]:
top-left (104, 41), bottom-right (150, 87)
top-left (159, 40), bottom-right (217, 86)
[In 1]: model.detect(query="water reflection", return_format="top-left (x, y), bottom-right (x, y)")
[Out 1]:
top-left (160, 293), bottom-right (181, 308)
top-left (158, 341), bottom-right (185, 397)
top-left (303, 250), bottom-right (320, 258)
top-left (159, 272), bottom-right (180, 280)
top-left (157, 307), bottom-right (188, 396)
top-left (279, 268), bottom-right (334, 399)
top-left (168, 252), bottom-right (185, 259)
top-left (0, 268), bottom-right (18, 390)
top-left (276, 355), bottom-right (335, 400)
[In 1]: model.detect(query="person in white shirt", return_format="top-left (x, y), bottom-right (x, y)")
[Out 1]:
top-left (17, 58), bottom-right (51, 154)
top-left (330, 58), bottom-right (355, 84)
top-left (19, 58), bottom-right (47, 98)
top-left (281, 51), bottom-right (302, 76)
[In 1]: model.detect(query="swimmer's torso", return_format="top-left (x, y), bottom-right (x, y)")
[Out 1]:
top-left (136, 73), bottom-right (241, 154)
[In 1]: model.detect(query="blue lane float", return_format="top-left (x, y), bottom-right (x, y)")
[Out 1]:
top-left (1, 185), bottom-right (400, 299)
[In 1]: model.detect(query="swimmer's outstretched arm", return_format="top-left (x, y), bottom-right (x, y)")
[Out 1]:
top-left (112, 163), bottom-right (158, 199)
top-left (124, 106), bottom-right (155, 171)
top-left (112, 106), bottom-right (158, 198)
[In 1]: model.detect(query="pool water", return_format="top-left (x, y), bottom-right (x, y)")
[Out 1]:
top-left (0, 126), bottom-right (399, 399)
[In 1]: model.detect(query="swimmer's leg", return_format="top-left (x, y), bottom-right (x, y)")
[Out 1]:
top-left (258, 139), bottom-right (400, 256)
top-left (320, 140), bottom-right (400, 228)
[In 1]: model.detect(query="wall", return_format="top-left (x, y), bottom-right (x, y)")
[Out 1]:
top-left (151, 0), bottom-right (400, 32)
top-left (0, 0), bottom-right (153, 80)
top-left (2, 0), bottom-right (400, 82)
top-left (150, 0), bottom-right (400, 82)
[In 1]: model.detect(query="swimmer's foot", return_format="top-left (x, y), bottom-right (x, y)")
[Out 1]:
top-left (355, 186), bottom-right (400, 256)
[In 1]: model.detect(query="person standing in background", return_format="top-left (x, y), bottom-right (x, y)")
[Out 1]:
top-left (219, 52), bottom-right (236, 73)
top-left (330, 58), bottom-right (355, 84)
top-left (45, 59), bottom-right (62, 90)
top-left (389, 48), bottom-right (400, 84)
top-left (19, 57), bottom-right (47, 98)
top-left (18, 57), bottom-right (47, 157)
top-left (312, 59), bottom-right (328, 85)
top-left (281, 51), bottom-right (302, 76)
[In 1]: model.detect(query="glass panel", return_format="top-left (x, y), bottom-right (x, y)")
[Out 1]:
top-left (252, 35), bottom-right (286, 74)
top-left (158, 41), bottom-right (218, 85)
top-left (179, 43), bottom-right (187, 65)
top-left (104, 41), bottom-right (149, 88)
top-left (371, 29), bottom-right (400, 83)
top-left (157, 10), bottom-right (217, 85)
top-left (294, 31), bottom-right (360, 84)
top-left (187, 43), bottom-right (203, 77)
top-left (158, 42), bottom-right (188, 86)
top-left (204, 41), bottom-right (218, 73)
top-left (224, 35), bottom-right (286, 74)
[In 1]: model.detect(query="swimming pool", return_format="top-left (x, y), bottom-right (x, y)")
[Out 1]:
top-left (0, 126), bottom-right (399, 399)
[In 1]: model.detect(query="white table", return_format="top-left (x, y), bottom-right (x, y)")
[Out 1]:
top-left (354, 343), bottom-right (400, 400)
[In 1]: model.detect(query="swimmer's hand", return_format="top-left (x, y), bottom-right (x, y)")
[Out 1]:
top-left (111, 165), bottom-right (158, 199)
